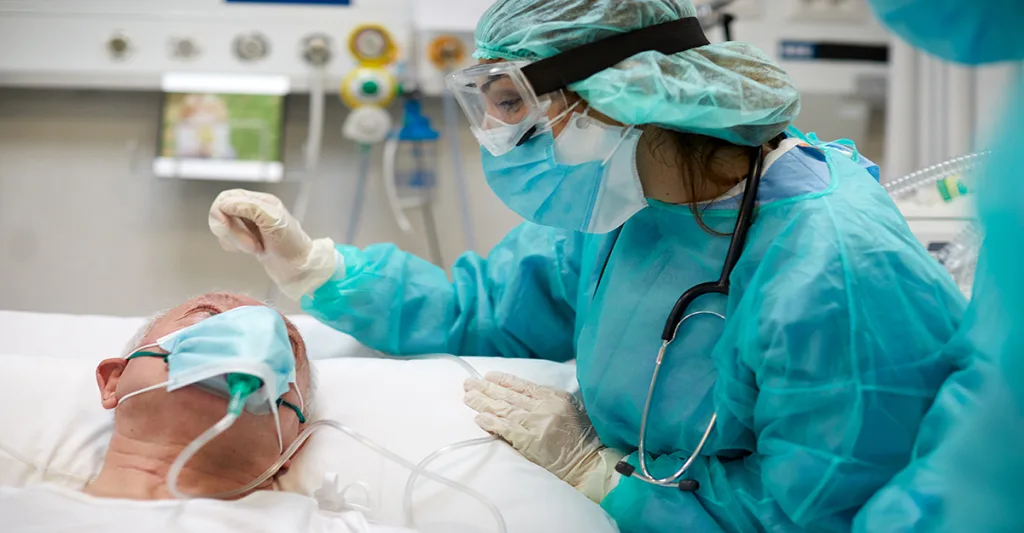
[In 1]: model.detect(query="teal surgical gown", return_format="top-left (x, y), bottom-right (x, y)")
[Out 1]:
top-left (851, 2), bottom-right (1024, 532)
top-left (302, 139), bottom-right (968, 532)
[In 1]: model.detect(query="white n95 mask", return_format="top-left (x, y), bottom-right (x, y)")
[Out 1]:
top-left (123, 305), bottom-right (303, 450)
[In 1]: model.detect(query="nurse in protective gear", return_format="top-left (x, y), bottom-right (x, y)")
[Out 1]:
top-left (851, 2), bottom-right (1024, 533)
top-left (209, 1), bottom-right (968, 531)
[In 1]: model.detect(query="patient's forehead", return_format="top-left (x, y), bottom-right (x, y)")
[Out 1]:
top-left (144, 292), bottom-right (264, 342)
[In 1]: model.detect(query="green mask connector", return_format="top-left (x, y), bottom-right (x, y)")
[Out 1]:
top-left (226, 373), bottom-right (263, 417)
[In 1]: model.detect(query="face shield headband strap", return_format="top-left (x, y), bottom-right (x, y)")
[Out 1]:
top-left (521, 17), bottom-right (710, 97)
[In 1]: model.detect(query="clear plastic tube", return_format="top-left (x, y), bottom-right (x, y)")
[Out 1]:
top-left (386, 354), bottom-right (502, 529)
top-left (168, 353), bottom-right (504, 532)
top-left (402, 436), bottom-right (497, 527)
top-left (884, 151), bottom-right (990, 200)
top-left (933, 223), bottom-right (983, 297)
top-left (207, 419), bottom-right (506, 532)
top-left (168, 411), bottom-right (241, 499)
top-left (382, 352), bottom-right (482, 380)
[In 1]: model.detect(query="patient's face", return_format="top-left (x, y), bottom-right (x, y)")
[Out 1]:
top-left (98, 292), bottom-right (310, 476)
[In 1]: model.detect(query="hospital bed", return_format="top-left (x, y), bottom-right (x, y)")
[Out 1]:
top-left (0, 309), bottom-right (618, 533)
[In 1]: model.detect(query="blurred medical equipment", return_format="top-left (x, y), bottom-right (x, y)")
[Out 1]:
top-left (0, 1), bottom-right (411, 92)
top-left (383, 94), bottom-right (445, 265)
top-left (612, 148), bottom-right (763, 492)
top-left (429, 35), bottom-right (478, 251)
top-left (932, 223), bottom-right (982, 299)
top-left (884, 152), bottom-right (988, 200)
top-left (152, 73), bottom-right (291, 182)
top-left (340, 25), bottom-right (399, 246)
top-left (694, 0), bottom-right (737, 40)
top-left (884, 151), bottom-right (989, 297)
top-left (883, 35), bottom-right (1019, 182)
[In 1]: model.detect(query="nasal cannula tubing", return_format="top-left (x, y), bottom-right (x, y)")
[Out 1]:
top-left (168, 410), bottom-right (242, 499)
top-left (169, 414), bottom-right (507, 533)
top-left (403, 436), bottom-right (497, 527)
top-left (376, 353), bottom-right (506, 531)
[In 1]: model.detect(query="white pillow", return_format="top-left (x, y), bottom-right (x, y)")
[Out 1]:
top-left (0, 311), bottom-right (617, 533)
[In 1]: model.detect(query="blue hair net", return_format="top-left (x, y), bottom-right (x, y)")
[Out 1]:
top-left (474, 0), bottom-right (802, 146)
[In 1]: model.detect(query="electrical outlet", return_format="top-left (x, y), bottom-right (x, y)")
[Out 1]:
top-left (790, 0), bottom-right (868, 22)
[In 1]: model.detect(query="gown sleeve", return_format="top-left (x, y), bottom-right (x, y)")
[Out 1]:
top-left (602, 200), bottom-right (967, 533)
top-left (300, 222), bottom-right (583, 359)
top-left (852, 258), bottom-right (1006, 532)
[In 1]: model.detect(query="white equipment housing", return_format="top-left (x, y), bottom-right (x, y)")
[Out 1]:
top-left (0, 0), bottom-right (412, 92)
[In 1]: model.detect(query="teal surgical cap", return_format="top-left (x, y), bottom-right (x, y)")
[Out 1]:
top-left (474, 0), bottom-right (802, 146)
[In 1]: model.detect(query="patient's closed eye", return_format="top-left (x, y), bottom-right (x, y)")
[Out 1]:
top-left (184, 304), bottom-right (221, 319)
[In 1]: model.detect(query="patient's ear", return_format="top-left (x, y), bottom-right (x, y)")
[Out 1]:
top-left (96, 358), bottom-right (127, 410)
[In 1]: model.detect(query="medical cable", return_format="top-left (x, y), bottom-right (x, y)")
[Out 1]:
top-left (884, 151), bottom-right (990, 199)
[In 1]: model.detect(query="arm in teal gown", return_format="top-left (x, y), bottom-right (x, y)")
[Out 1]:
top-left (300, 222), bottom-right (582, 359)
top-left (852, 258), bottom-right (1011, 533)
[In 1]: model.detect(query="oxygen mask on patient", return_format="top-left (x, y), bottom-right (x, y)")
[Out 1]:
top-left (121, 305), bottom-right (303, 499)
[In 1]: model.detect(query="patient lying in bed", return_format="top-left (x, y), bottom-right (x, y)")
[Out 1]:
top-left (0, 292), bottom-right (414, 533)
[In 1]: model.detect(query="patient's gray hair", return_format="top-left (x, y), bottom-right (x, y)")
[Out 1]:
top-left (121, 309), bottom-right (169, 357)
top-left (119, 296), bottom-right (316, 408)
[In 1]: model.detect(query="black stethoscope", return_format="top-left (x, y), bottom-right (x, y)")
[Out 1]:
top-left (604, 146), bottom-right (764, 492)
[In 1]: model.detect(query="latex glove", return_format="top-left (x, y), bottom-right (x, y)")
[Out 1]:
top-left (464, 372), bottom-right (623, 503)
top-left (209, 189), bottom-right (338, 300)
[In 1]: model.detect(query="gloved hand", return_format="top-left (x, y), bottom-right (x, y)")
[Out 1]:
top-left (464, 372), bottom-right (624, 503)
top-left (209, 189), bottom-right (338, 300)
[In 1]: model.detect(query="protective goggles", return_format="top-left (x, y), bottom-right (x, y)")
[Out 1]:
top-left (445, 17), bottom-right (710, 156)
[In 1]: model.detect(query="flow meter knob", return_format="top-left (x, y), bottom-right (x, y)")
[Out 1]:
top-left (235, 32), bottom-right (271, 62)
top-left (302, 33), bottom-right (333, 67)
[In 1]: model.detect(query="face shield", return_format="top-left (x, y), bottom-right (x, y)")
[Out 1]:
top-left (447, 61), bottom-right (554, 157)
top-left (445, 17), bottom-right (711, 156)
